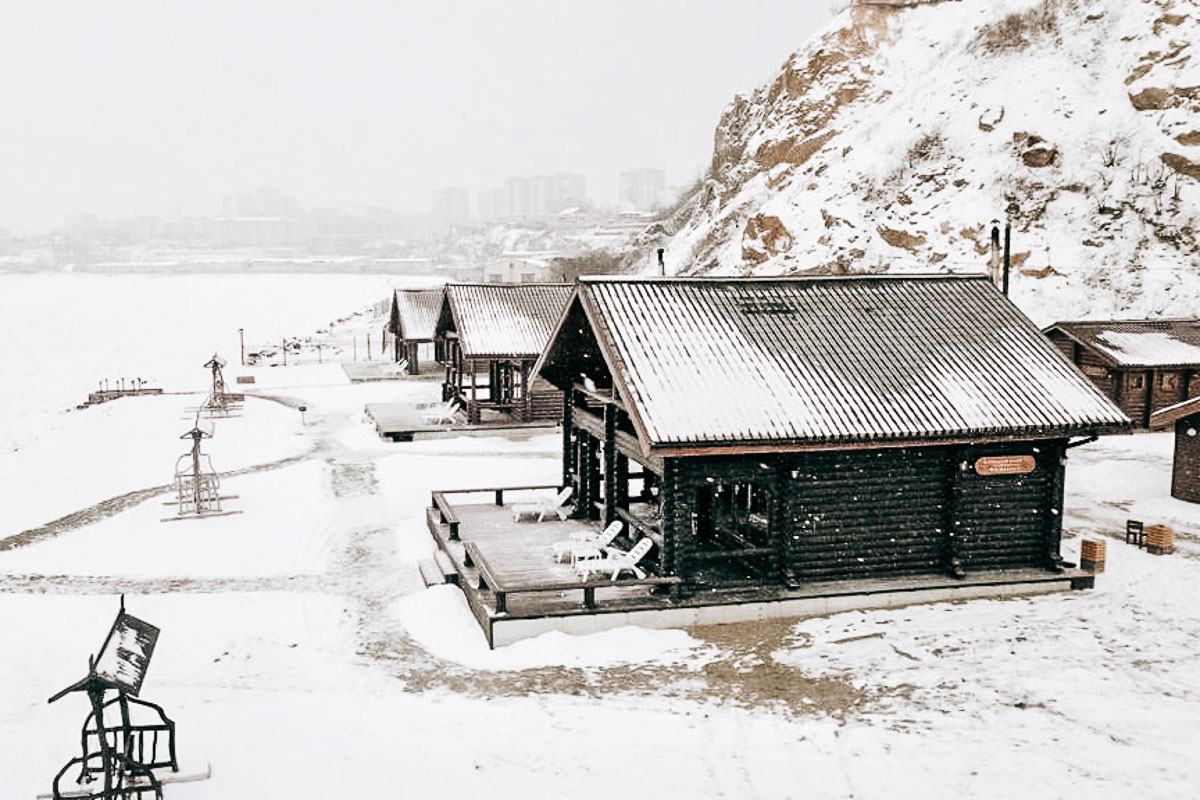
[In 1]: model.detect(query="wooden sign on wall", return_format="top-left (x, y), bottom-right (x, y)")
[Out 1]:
top-left (975, 455), bottom-right (1036, 476)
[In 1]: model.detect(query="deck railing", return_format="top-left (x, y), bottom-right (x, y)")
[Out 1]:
top-left (463, 541), bottom-right (680, 614)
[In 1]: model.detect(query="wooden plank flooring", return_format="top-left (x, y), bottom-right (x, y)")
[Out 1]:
top-left (428, 495), bottom-right (1094, 632)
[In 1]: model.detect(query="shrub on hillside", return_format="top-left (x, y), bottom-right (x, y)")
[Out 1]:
top-left (974, 0), bottom-right (1072, 52)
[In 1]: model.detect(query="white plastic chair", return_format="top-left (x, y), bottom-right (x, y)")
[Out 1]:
top-left (511, 486), bottom-right (574, 522)
top-left (423, 400), bottom-right (458, 425)
top-left (552, 520), bottom-right (622, 563)
top-left (576, 537), bottom-right (654, 581)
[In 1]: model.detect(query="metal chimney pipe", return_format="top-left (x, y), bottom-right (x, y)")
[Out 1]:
top-left (656, 248), bottom-right (665, 276)
top-left (1002, 222), bottom-right (1011, 296)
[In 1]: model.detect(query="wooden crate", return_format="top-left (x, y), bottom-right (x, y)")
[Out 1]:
top-left (1146, 524), bottom-right (1175, 555)
top-left (1080, 539), bottom-right (1106, 562)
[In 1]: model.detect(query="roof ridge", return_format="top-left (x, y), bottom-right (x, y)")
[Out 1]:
top-left (579, 273), bottom-right (990, 284)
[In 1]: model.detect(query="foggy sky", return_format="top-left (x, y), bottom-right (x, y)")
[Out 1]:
top-left (0, 1), bottom-right (834, 234)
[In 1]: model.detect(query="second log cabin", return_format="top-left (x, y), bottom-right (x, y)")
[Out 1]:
top-left (436, 282), bottom-right (572, 424)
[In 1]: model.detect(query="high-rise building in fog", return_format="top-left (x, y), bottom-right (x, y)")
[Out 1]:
top-left (431, 187), bottom-right (471, 229)
top-left (477, 173), bottom-right (587, 220)
top-left (222, 186), bottom-right (297, 219)
top-left (618, 168), bottom-right (666, 212)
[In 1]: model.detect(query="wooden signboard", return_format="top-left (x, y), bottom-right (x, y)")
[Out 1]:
top-left (93, 611), bottom-right (160, 697)
top-left (975, 455), bottom-right (1035, 476)
top-left (1082, 365), bottom-right (1109, 379)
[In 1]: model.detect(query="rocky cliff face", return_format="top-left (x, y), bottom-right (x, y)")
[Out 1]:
top-left (653, 0), bottom-right (1200, 323)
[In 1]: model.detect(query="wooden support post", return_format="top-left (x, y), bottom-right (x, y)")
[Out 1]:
top-left (494, 489), bottom-right (504, 506)
top-left (943, 450), bottom-right (965, 578)
top-left (772, 462), bottom-right (792, 587)
top-left (521, 360), bottom-right (531, 422)
top-left (616, 453), bottom-right (629, 514)
top-left (573, 433), bottom-right (589, 519)
top-left (583, 586), bottom-right (596, 609)
top-left (661, 458), bottom-right (682, 591)
top-left (562, 393), bottom-right (574, 490)
top-left (494, 591), bottom-right (506, 614)
top-left (603, 404), bottom-right (618, 526)
top-left (587, 433), bottom-right (602, 521)
top-left (1045, 441), bottom-right (1068, 572)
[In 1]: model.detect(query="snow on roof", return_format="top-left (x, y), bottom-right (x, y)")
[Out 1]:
top-left (541, 275), bottom-right (1130, 451)
top-left (393, 289), bottom-right (444, 341)
top-left (1149, 396), bottom-right (1200, 430)
top-left (441, 283), bottom-right (572, 359)
top-left (1047, 320), bottom-right (1200, 367)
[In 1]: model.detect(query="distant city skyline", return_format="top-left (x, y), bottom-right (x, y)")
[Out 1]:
top-left (0, 1), bottom-right (836, 235)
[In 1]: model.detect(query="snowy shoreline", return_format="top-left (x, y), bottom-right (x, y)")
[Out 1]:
top-left (2, 274), bottom-right (1199, 799)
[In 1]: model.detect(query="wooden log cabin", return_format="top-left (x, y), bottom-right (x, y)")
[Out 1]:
top-left (1150, 397), bottom-right (1200, 504)
top-left (435, 283), bottom-right (572, 424)
top-left (1043, 319), bottom-right (1200, 428)
top-left (533, 275), bottom-right (1131, 590)
top-left (384, 288), bottom-right (444, 374)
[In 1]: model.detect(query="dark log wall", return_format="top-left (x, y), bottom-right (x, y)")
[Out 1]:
top-left (1077, 348), bottom-right (1116, 399)
top-left (1173, 416), bottom-right (1200, 503)
top-left (525, 378), bottom-right (564, 422)
top-left (1121, 370), bottom-right (1152, 428)
top-left (1155, 370), bottom-right (1188, 412)
top-left (1046, 330), bottom-right (1077, 361)
top-left (786, 449), bottom-right (947, 581)
top-left (952, 442), bottom-right (1062, 570)
top-left (656, 441), bottom-right (1068, 587)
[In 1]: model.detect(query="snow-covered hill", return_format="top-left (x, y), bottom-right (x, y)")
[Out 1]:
top-left (653, 0), bottom-right (1200, 324)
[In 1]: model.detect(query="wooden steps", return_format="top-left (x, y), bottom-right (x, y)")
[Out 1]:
top-left (419, 551), bottom-right (461, 587)
top-left (418, 559), bottom-right (444, 587)
top-left (434, 549), bottom-right (459, 585)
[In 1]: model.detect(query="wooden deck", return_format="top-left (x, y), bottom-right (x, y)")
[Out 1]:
top-left (367, 402), bottom-right (558, 442)
top-left (425, 487), bottom-right (1096, 648)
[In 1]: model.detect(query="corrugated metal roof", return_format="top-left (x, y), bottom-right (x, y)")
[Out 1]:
top-left (445, 283), bottom-right (572, 359)
top-left (393, 289), bottom-right (443, 341)
top-left (564, 276), bottom-right (1129, 450)
top-left (1046, 319), bottom-right (1200, 367)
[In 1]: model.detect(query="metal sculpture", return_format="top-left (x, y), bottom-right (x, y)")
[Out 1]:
top-left (172, 423), bottom-right (223, 517)
top-left (200, 354), bottom-right (243, 418)
top-left (44, 598), bottom-right (209, 799)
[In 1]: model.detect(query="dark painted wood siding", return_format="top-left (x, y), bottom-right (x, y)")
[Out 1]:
top-left (786, 449), bottom-right (947, 581)
top-left (953, 444), bottom-right (1060, 570)
top-left (525, 378), bottom-right (563, 423)
top-left (1173, 416), bottom-right (1200, 503)
top-left (1077, 348), bottom-right (1116, 400)
top-left (1156, 370), bottom-right (1189, 412)
top-left (1046, 330), bottom-right (1076, 360)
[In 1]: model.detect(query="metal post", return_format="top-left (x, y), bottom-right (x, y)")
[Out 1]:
top-left (1002, 222), bottom-right (1011, 296)
top-left (191, 433), bottom-right (202, 513)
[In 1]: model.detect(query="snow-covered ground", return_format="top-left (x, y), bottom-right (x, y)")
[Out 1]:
top-left (2, 273), bottom-right (1199, 799)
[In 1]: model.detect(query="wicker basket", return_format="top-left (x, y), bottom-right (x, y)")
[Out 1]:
top-left (1146, 525), bottom-right (1175, 554)
top-left (1079, 538), bottom-right (1106, 572)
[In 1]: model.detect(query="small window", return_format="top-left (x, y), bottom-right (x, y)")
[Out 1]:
top-left (1162, 373), bottom-right (1180, 390)
top-left (1130, 374), bottom-right (1145, 390)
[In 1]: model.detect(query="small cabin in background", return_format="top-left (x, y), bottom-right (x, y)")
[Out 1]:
top-left (1044, 319), bottom-right (1200, 428)
top-left (1150, 397), bottom-right (1200, 504)
top-left (385, 288), bottom-right (444, 374)
top-left (535, 275), bottom-right (1130, 589)
top-left (435, 283), bottom-right (572, 424)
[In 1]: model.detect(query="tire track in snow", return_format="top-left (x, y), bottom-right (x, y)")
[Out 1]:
top-left (0, 447), bottom-right (321, 553)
